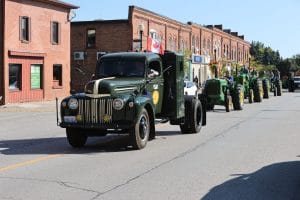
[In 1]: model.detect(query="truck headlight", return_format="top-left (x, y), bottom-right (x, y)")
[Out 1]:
top-left (113, 98), bottom-right (124, 110)
top-left (68, 98), bottom-right (79, 110)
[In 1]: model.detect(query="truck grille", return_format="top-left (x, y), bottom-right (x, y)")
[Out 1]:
top-left (78, 98), bottom-right (113, 124)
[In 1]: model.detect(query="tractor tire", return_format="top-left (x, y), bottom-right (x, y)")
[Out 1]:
top-left (233, 85), bottom-right (244, 110)
top-left (130, 108), bottom-right (150, 150)
top-left (249, 89), bottom-right (254, 104)
top-left (66, 128), bottom-right (87, 148)
top-left (274, 86), bottom-right (277, 96)
top-left (180, 98), bottom-right (202, 134)
top-left (253, 80), bottom-right (262, 102)
top-left (262, 80), bottom-right (269, 99)
top-left (225, 91), bottom-right (232, 112)
top-left (276, 80), bottom-right (282, 96)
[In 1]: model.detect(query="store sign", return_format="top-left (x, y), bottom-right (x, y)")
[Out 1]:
top-left (31, 65), bottom-right (41, 89)
top-left (192, 55), bottom-right (202, 64)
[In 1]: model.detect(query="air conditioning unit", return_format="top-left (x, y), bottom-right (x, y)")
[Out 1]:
top-left (74, 52), bottom-right (84, 60)
top-left (97, 52), bottom-right (106, 60)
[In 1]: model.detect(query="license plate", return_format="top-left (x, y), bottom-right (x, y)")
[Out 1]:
top-left (64, 116), bottom-right (77, 123)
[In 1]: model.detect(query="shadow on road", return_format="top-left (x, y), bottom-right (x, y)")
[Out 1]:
top-left (201, 161), bottom-right (300, 200)
top-left (0, 134), bottom-right (140, 155)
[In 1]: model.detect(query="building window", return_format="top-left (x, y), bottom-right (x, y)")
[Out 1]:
top-left (150, 29), bottom-right (158, 40)
top-left (207, 39), bottom-right (211, 54)
top-left (86, 29), bottom-right (96, 48)
top-left (9, 64), bottom-right (22, 90)
top-left (53, 64), bottom-right (62, 88)
top-left (173, 37), bottom-right (177, 52)
top-left (20, 16), bottom-right (30, 42)
top-left (30, 64), bottom-right (42, 89)
top-left (51, 21), bottom-right (60, 44)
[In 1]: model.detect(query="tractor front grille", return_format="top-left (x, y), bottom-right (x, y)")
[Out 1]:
top-left (78, 98), bottom-right (113, 124)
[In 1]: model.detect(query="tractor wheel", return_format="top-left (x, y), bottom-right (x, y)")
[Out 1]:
top-left (277, 80), bottom-right (282, 96)
top-left (253, 80), bottom-right (262, 102)
top-left (249, 89), bottom-right (254, 104)
top-left (225, 92), bottom-right (232, 112)
top-left (66, 128), bottom-right (87, 148)
top-left (130, 108), bottom-right (150, 150)
top-left (233, 86), bottom-right (244, 110)
top-left (262, 80), bottom-right (269, 99)
top-left (274, 86), bottom-right (277, 96)
top-left (180, 98), bottom-right (202, 134)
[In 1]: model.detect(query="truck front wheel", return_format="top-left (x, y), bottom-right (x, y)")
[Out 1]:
top-left (66, 128), bottom-right (87, 148)
top-left (130, 108), bottom-right (150, 150)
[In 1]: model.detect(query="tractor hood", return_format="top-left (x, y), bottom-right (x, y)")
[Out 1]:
top-left (84, 77), bottom-right (145, 97)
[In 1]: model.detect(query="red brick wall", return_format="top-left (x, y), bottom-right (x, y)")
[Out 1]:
top-left (71, 20), bottom-right (131, 91)
top-left (3, 0), bottom-right (72, 103)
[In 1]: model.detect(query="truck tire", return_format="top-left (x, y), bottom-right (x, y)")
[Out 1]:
top-left (180, 98), bottom-right (202, 134)
top-left (130, 108), bottom-right (150, 150)
top-left (66, 128), bottom-right (87, 148)
top-left (233, 86), bottom-right (244, 110)
top-left (262, 80), bottom-right (269, 99)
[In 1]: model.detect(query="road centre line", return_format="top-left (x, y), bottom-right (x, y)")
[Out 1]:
top-left (0, 154), bottom-right (63, 172)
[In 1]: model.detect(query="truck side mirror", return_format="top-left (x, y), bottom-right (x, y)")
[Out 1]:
top-left (70, 89), bottom-right (76, 95)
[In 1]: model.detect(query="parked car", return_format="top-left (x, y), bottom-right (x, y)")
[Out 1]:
top-left (184, 81), bottom-right (198, 96)
top-left (294, 76), bottom-right (300, 88)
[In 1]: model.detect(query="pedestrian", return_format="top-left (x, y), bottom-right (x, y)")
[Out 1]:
top-left (193, 76), bottom-right (199, 88)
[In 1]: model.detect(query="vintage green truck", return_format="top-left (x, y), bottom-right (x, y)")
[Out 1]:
top-left (57, 51), bottom-right (206, 149)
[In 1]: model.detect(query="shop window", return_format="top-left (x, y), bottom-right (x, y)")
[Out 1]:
top-left (87, 29), bottom-right (96, 48)
top-left (9, 64), bottom-right (22, 90)
top-left (30, 64), bottom-right (43, 89)
top-left (51, 21), bottom-right (60, 44)
top-left (53, 64), bottom-right (62, 88)
top-left (20, 16), bottom-right (30, 42)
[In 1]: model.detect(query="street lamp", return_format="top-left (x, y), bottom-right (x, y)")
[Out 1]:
top-left (138, 24), bottom-right (145, 51)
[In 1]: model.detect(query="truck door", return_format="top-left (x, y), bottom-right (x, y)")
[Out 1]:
top-left (146, 60), bottom-right (164, 114)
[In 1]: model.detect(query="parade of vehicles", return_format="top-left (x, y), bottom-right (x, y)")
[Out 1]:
top-left (57, 51), bottom-right (206, 150)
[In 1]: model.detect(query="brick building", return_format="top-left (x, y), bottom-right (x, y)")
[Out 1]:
top-left (71, 6), bottom-right (250, 91)
top-left (0, 0), bottom-right (78, 105)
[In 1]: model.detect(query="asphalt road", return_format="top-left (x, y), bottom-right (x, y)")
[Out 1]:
top-left (0, 90), bottom-right (300, 200)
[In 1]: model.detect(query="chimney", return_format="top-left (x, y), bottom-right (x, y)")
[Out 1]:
top-left (205, 25), bottom-right (213, 29)
top-left (231, 32), bottom-right (238, 36)
top-left (214, 24), bottom-right (223, 30)
top-left (238, 35), bottom-right (244, 40)
top-left (223, 29), bottom-right (231, 34)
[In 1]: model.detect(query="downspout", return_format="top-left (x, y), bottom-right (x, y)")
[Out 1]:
top-left (1, 0), bottom-right (5, 105)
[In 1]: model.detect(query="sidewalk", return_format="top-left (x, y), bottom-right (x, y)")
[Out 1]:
top-left (0, 100), bottom-right (58, 112)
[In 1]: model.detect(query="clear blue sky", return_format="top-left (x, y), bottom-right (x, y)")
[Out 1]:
top-left (67, 0), bottom-right (300, 59)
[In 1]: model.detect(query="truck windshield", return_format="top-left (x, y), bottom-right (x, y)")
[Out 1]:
top-left (97, 59), bottom-right (145, 78)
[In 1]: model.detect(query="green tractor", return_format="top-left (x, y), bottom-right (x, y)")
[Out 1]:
top-left (234, 70), bottom-right (254, 103)
top-left (270, 70), bottom-right (282, 96)
top-left (202, 75), bottom-right (244, 112)
top-left (258, 71), bottom-right (271, 99)
top-left (236, 67), bottom-right (263, 103)
top-left (249, 70), bottom-right (264, 102)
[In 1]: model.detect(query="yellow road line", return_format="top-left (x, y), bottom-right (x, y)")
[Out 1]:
top-left (0, 154), bottom-right (63, 172)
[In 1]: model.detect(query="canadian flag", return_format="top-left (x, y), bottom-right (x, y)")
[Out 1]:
top-left (147, 37), bottom-right (164, 55)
